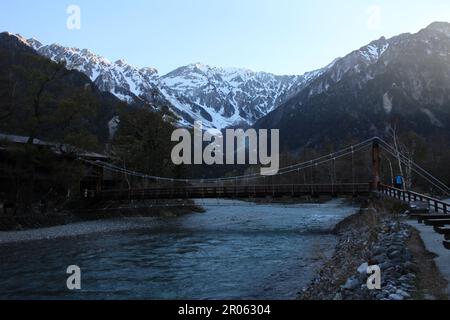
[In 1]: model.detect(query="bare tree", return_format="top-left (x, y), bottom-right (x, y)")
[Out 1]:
top-left (388, 125), bottom-right (416, 189)
top-left (382, 154), bottom-right (394, 185)
top-left (389, 125), bottom-right (404, 178)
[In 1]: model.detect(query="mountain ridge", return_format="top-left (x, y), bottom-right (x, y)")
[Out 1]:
top-left (255, 21), bottom-right (450, 152)
top-left (3, 21), bottom-right (450, 137)
top-left (12, 33), bottom-right (330, 129)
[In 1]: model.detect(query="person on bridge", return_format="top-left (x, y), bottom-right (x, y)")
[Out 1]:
top-left (394, 175), bottom-right (405, 190)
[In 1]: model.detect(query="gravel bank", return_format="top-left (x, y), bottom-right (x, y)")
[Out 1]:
top-left (0, 199), bottom-right (203, 231)
top-left (0, 217), bottom-right (159, 245)
top-left (299, 199), bottom-right (448, 300)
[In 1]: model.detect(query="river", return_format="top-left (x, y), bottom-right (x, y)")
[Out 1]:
top-left (0, 199), bottom-right (359, 300)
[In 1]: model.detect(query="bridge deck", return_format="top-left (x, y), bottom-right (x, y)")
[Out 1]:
top-left (87, 183), bottom-right (371, 201)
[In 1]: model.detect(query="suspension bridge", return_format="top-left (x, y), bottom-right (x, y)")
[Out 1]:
top-left (81, 137), bottom-right (449, 210)
top-left (79, 136), bottom-right (450, 249)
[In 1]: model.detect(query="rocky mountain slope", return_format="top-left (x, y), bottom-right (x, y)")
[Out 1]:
top-left (256, 22), bottom-right (450, 152)
top-left (159, 63), bottom-right (327, 128)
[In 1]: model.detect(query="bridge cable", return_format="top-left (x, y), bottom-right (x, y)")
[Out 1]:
top-left (379, 144), bottom-right (449, 195)
top-left (375, 137), bottom-right (450, 191)
top-left (376, 139), bottom-right (450, 194)
top-left (79, 140), bottom-right (372, 185)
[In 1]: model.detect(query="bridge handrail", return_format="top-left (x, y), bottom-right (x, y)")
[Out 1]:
top-left (84, 183), bottom-right (371, 200)
top-left (379, 184), bottom-right (449, 214)
top-left (379, 184), bottom-right (449, 204)
top-left (93, 183), bottom-right (370, 194)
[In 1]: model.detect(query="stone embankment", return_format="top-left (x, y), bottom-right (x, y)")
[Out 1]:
top-left (299, 199), bottom-right (448, 300)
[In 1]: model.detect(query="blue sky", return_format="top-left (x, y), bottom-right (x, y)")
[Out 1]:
top-left (1, 0), bottom-right (450, 75)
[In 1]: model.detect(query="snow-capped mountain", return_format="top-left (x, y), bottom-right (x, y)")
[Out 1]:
top-left (27, 39), bottom-right (167, 108)
top-left (256, 22), bottom-right (450, 151)
top-left (16, 21), bottom-right (444, 134)
top-left (299, 36), bottom-right (391, 99)
top-left (24, 38), bottom-right (328, 129)
top-left (4, 21), bottom-right (450, 157)
top-left (159, 63), bottom-right (326, 128)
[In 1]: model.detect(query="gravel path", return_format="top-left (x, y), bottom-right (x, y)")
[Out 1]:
top-left (406, 220), bottom-right (450, 297)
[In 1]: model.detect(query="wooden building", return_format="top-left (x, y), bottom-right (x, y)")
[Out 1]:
top-left (0, 133), bottom-right (119, 210)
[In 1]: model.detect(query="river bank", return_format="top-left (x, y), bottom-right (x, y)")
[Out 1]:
top-left (0, 200), bottom-right (203, 231)
top-left (0, 217), bottom-right (162, 245)
top-left (299, 198), bottom-right (449, 300)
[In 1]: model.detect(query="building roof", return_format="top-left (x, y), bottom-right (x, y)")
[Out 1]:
top-left (0, 133), bottom-right (109, 161)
